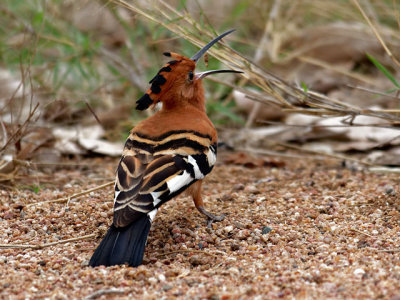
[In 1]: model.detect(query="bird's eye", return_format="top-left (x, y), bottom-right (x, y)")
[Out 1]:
top-left (188, 70), bottom-right (194, 81)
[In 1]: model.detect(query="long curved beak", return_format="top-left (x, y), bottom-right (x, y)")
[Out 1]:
top-left (195, 69), bottom-right (243, 80)
top-left (190, 29), bottom-right (235, 62)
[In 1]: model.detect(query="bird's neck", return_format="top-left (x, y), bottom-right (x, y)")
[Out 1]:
top-left (162, 88), bottom-right (206, 113)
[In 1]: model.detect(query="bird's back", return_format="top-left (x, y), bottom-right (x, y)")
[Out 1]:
top-left (133, 105), bottom-right (217, 144)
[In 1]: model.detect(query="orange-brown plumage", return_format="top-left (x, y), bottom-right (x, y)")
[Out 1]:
top-left (138, 55), bottom-right (205, 111)
top-left (89, 29), bottom-right (241, 268)
top-left (133, 104), bottom-right (216, 143)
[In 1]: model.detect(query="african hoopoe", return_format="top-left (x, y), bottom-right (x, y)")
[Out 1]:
top-left (89, 29), bottom-right (242, 267)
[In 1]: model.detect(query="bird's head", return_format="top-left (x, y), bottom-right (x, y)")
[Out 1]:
top-left (136, 29), bottom-right (242, 111)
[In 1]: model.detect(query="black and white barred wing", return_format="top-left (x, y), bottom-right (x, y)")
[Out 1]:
top-left (113, 135), bottom-right (217, 228)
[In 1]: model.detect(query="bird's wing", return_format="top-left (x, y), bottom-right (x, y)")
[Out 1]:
top-left (113, 130), bottom-right (217, 228)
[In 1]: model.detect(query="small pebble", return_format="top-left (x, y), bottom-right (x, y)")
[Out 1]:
top-left (148, 277), bottom-right (157, 284)
top-left (228, 267), bottom-right (239, 274)
top-left (224, 225), bottom-right (234, 233)
top-left (262, 226), bottom-right (272, 235)
top-left (244, 185), bottom-right (259, 194)
top-left (236, 230), bottom-right (250, 240)
top-left (221, 194), bottom-right (234, 201)
top-left (3, 212), bottom-right (15, 220)
top-left (256, 197), bottom-right (266, 203)
top-left (230, 243), bottom-right (240, 251)
top-left (232, 183), bottom-right (244, 191)
top-left (384, 185), bottom-right (396, 196)
top-left (158, 274), bottom-right (166, 282)
top-left (189, 255), bottom-right (206, 266)
top-left (162, 284), bottom-right (173, 291)
top-left (354, 268), bottom-right (365, 276)
top-left (63, 183), bottom-right (72, 189)
top-left (38, 260), bottom-right (46, 266)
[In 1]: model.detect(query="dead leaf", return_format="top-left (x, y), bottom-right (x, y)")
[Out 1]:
top-left (0, 155), bottom-right (14, 174)
top-left (52, 125), bottom-right (123, 157)
top-left (366, 148), bottom-right (400, 166)
top-left (78, 138), bottom-right (123, 156)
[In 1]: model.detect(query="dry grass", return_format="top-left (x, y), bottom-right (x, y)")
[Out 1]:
top-left (112, 0), bottom-right (400, 123)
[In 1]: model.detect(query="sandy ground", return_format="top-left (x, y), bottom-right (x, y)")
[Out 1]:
top-left (0, 153), bottom-right (400, 299)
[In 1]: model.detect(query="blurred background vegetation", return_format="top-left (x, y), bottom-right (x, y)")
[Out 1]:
top-left (1, 0), bottom-right (249, 134)
top-left (1, 0), bottom-right (400, 185)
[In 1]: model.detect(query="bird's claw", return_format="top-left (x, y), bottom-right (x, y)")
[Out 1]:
top-left (206, 213), bottom-right (225, 228)
top-left (196, 206), bottom-right (225, 228)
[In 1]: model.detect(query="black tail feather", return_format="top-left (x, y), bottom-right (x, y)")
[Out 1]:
top-left (89, 214), bottom-right (151, 267)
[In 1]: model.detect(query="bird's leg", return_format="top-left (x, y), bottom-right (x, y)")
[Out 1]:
top-left (188, 180), bottom-right (225, 227)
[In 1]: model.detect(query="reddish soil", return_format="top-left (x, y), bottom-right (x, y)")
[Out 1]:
top-left (1, 153), bottom-right (400, 299)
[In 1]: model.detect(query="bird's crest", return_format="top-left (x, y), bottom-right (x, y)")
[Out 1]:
top-left (135, 30), bottom-right (242, 111)
top-left (135, 53), bottom-right (194, 110)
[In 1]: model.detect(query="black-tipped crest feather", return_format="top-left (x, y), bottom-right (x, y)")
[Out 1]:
top-left (136, 93), bottom-right (153, 110)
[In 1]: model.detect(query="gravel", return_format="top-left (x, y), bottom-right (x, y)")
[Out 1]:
top-left (0, 155), bottom-right (400, 299)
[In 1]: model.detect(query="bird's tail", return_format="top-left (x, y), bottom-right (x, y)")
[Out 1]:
top-left (89, 214), bottom-right (152, 267)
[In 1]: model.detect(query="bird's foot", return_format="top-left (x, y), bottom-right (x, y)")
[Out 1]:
top-left (206, 215), bottom-right (225, 228)
top-left (197, 206), bottom-right (225, 228)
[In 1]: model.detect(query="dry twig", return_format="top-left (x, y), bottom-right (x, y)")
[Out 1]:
top-left (85, 289), bottom-right (128, 300)
top-left (369, 167), bottom-right (400, 173)
top-left (374, 249), bottom-right (400, 253)
top-left (0, 233), bottom-right (96, 249)
top-left (111, 0), bottom-right (400, 124)
top-left (156, 249), bottom-right (220, 258)
top-left (26, 181), bottom-right (114, 207)
top-left (350, 228), bottom-right (374, 238)
top-left (352, 0), bottom-right (400, 68)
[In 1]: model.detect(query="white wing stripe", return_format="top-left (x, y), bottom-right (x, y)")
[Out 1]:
top-left (207, 149), bottom-right (216, 167)
top-left (151, 191), bottom-right (163, 207)
top-left (148, 209), bottom-right (158, 222)
top-left (188, 155), bottom-right (204, 179)
top-left (166, 170), bottom-right (193, 194)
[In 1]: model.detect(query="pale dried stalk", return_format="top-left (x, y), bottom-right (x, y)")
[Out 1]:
top-left (26, 181), bottom-right (114, 207)
top-left (246, 0), bottom-right (282, 128)
top-left (13, 159), bottom-right (97, 167)
top-left (85, 289), bottom-right (128, 300)
top-left (352, 0), bottom-right (400, 68)
top-left (258, 120), bottom-right (399, 129)
top-left (394, 0), bottom-right (400, 30)
top-left (374, 248), bottom-right (400, 253)
top-left (156, 249), bottom-right (220, 258)
top-left (347, 84), bottom-right (400, 99)
top-left (0, 233), bottom-right (96, 249)
top-left (350, 228), bottom-right (374, 238)
top-left (111, 0), bottom-right (400, 124)
top-left (0, 103), bottom-right (39, 153)
top-left (369, 167), bottom-right (400, 173)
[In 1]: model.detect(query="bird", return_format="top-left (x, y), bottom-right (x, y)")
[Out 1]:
top-left (89, 29), bottom-right (242, 267)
